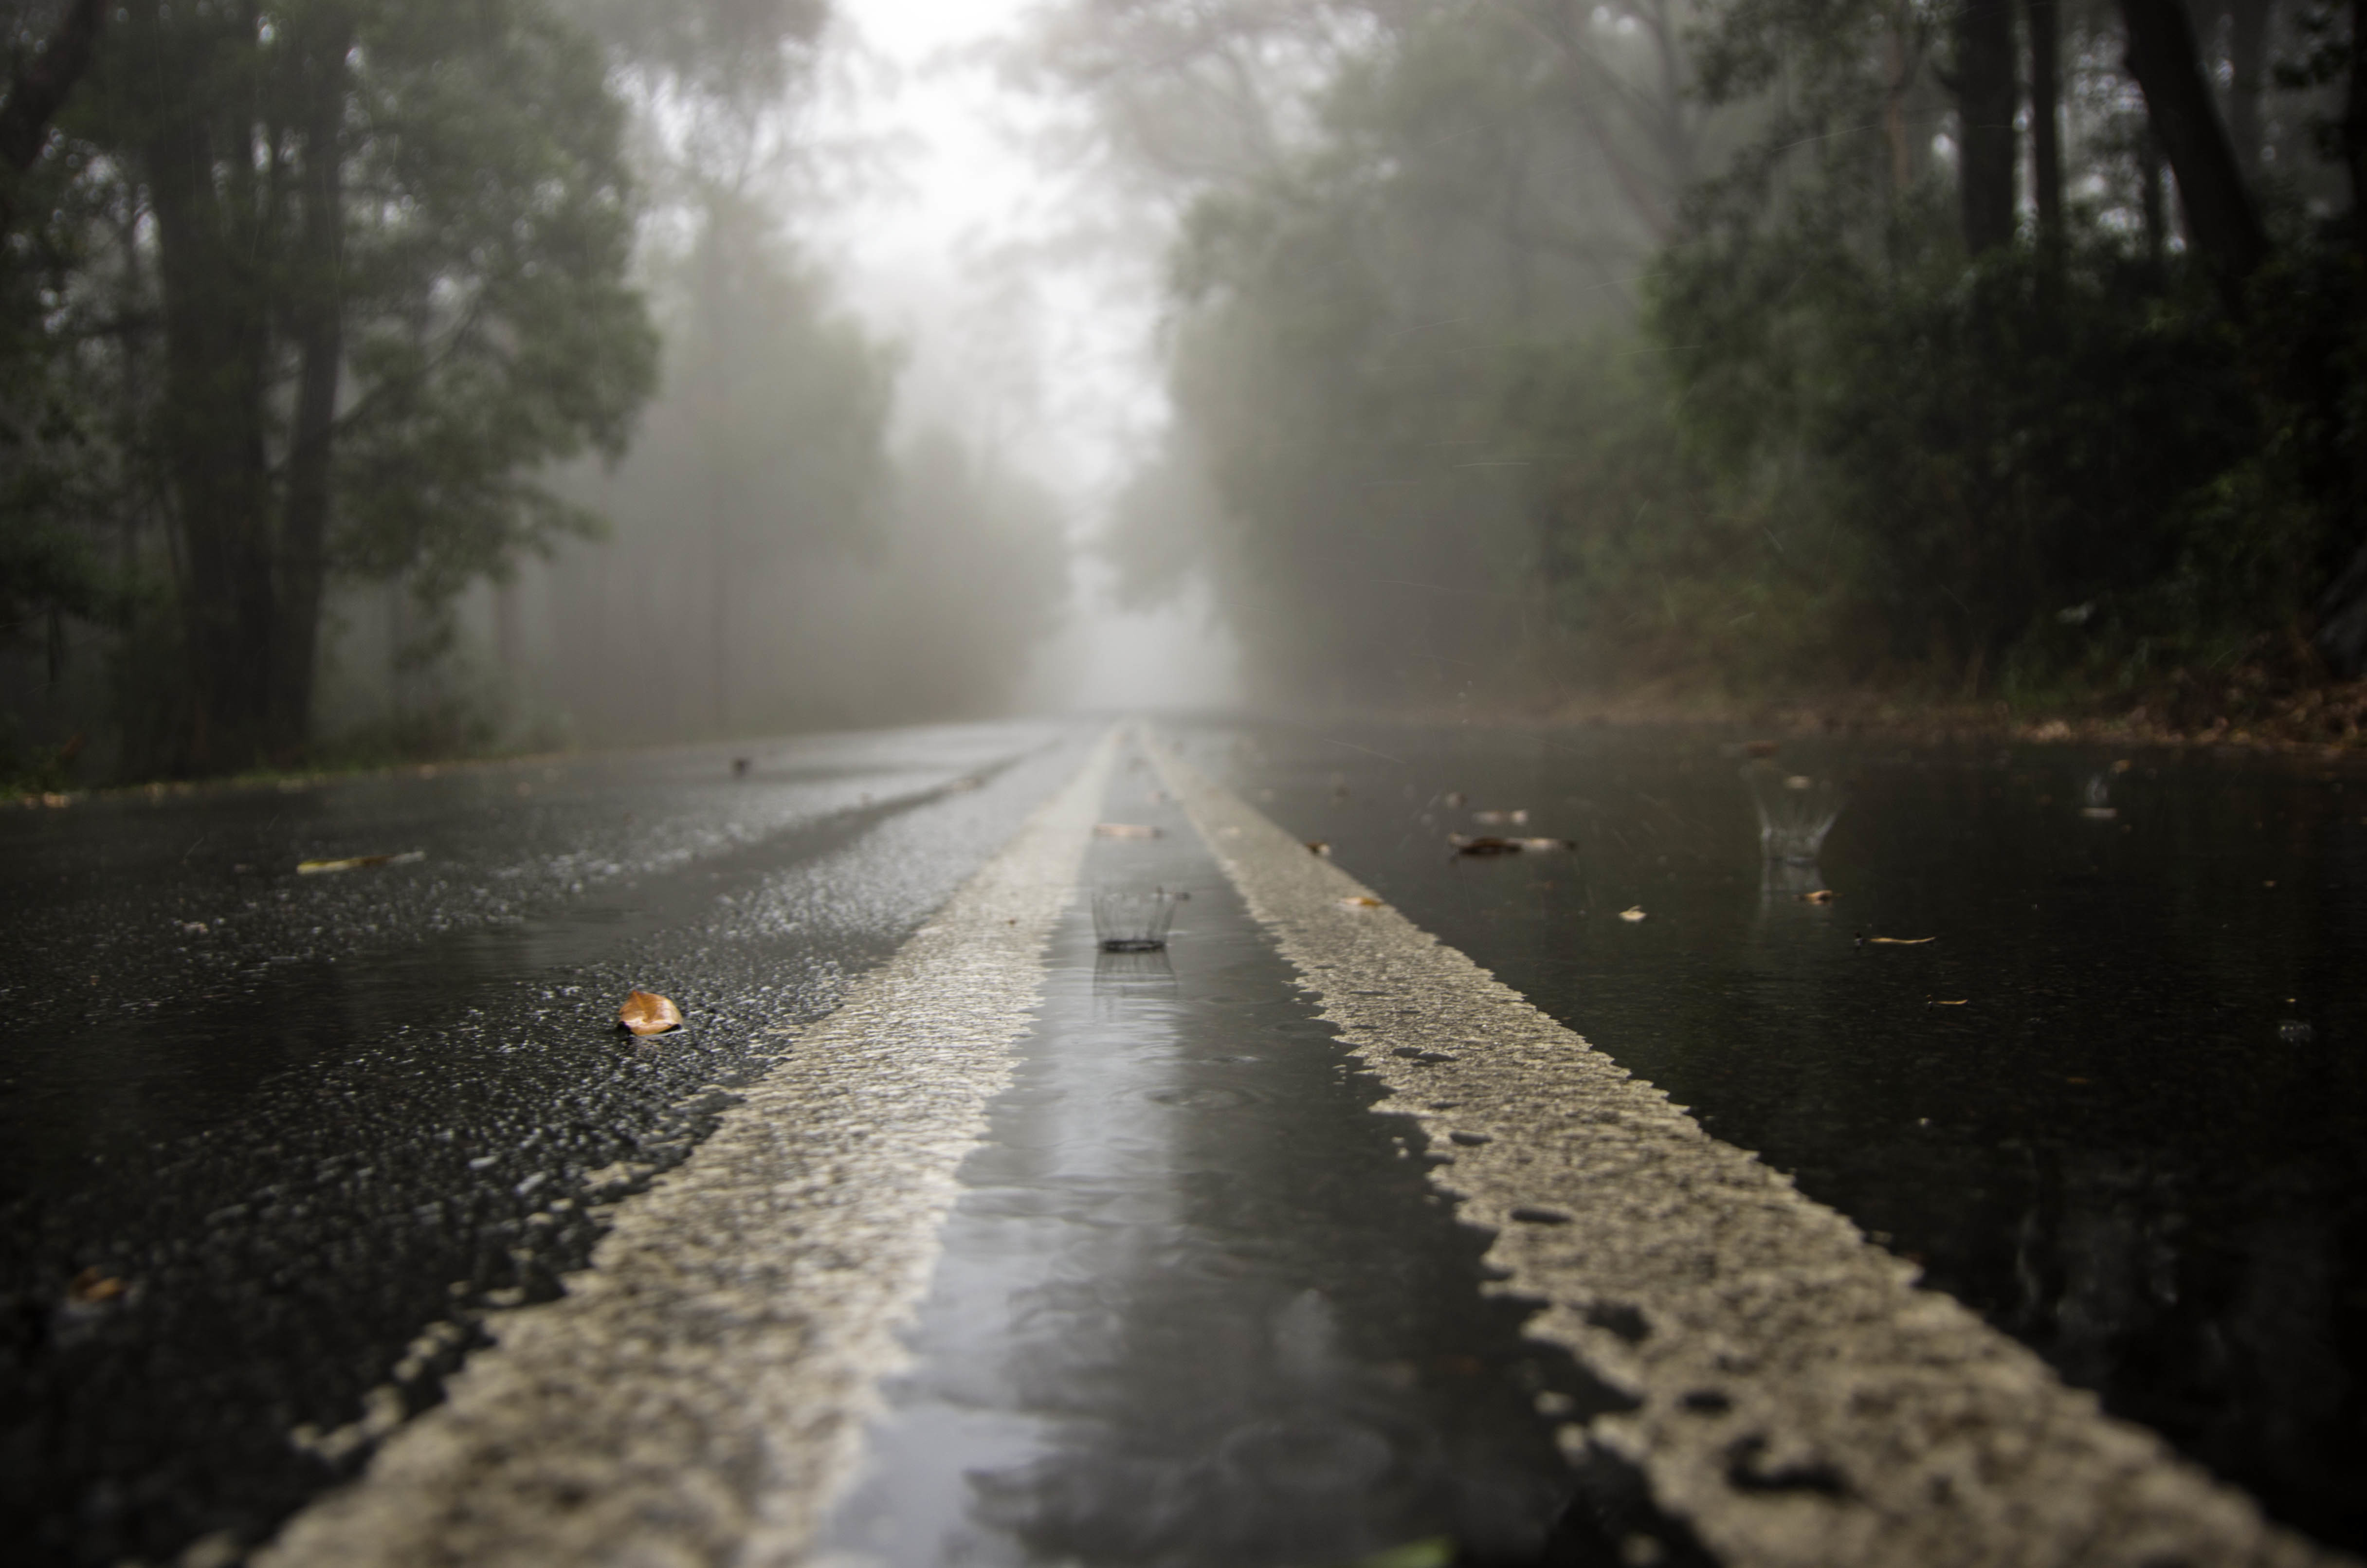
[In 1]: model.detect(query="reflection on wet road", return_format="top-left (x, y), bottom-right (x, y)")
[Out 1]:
top-left (821, 753), bottom-right (1642, 1568)
top-left (6, 716), bottom-right (2363, 1566)
top-left (1201, 720), bottom-right (2367, 1552)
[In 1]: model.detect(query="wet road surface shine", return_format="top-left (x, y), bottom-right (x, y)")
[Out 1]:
top-left (817, 747), bottom-right (1608, 1568)
top-left (1151, 735), bottom-right (2335, 1568)
top-left (258, 734), bottom-right (1122, 1568)
top-left (1187, 720), bottom-right (2367, 1556)
top-left (1, 724), bottom-right (1083, 1566)
top-left (7, 718), bottom-right (2361, 1566)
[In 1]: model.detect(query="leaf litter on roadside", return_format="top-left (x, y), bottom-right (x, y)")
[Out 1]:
top-left (617, 990), bottom-right (685, 1036)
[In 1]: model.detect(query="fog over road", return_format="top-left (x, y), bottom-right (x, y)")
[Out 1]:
top-left (4, 720), bottom-right (2361, 1568)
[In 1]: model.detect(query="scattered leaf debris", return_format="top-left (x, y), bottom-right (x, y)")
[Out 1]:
top-left (1305, 840), bottom-right (1332, 857)
top-left (1093, 822), bottom-right (1161, 839)
top-left (617, 990), bottom-right (685, 1036)
top-left (1860, 934), bottom-right (1936, 945)
top-left (1339, 895), bottom-right (1384, 909)
top-left (1928, 998), bottom-right (1968, 1006)
top-left (1449, 835), bottom-right (1521, 856)
top-left (1799, 889), bottom-right (1836, 903)
top-left (68, 1266), bottom-right (127, 1305)
top-left (296, 851), bottom-right (425, 875)
top-left (1619, 907), bottom-right (1648, 922)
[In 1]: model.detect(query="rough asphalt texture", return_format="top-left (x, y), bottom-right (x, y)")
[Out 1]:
top-left (256, 734), bottom-right (1116, 1567)
top-left (1148, 733), bottom-right (2349, 1568)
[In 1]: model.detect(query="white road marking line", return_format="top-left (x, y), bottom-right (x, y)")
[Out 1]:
top-left (258, 730), bottom-right (1119, 1568)
top-left (1149, 734), bottom-right (2347, 1568)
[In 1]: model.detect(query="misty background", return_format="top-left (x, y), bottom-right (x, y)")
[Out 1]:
top-left (5, 0), bottom-right (2367, 782)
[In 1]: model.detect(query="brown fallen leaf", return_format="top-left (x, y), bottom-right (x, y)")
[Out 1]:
top-left (1799, 889), bottom-right (1837, 903)
top-left (1928, 998), bottom-right (1968, 1006)
top-left (68, 1266), bottom-right (126, 1305)
top-left (617, 989), bottom-right (685, 1036)
top-left (1619, 906), bottom-right (1647, 922)
top-left (297, 851), bottom-right (425, 875)
top-left (1449, 835), bottom-right (1522, 856)
top-left (1862, 934), bottom-right (1936, 945)
top-left (1305, 840), bottom-right (1332, 857)
top-left (1094, 822), bottom-right (1162, 839)
top-left (1339, 895), bottom-right (1384, 909)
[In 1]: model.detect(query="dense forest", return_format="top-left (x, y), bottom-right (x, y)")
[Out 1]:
top-left (6, 0), bottom-right (2367, 784)
top-left (0, 0), bottom-right (1065, 784)
top-left (1033, 0), bottom-right (2367, 727)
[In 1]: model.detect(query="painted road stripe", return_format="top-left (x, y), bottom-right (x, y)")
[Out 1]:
top-left (1148, 735), bottom-right (2348, 1568)
top-left (258, 730), bottom-right (1118, 1568)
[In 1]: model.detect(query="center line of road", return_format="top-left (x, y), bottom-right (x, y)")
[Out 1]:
top-left (1146, 732), bottom-right (2346, 1568)
top-left (258, 729), bottom-right (1119, 1568)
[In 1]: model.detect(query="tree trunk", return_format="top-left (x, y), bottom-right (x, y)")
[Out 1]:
top-left (2115, 0), bottom-right (2269, 289)
top-left (2344, 0), bottom-right (2367, 233)
top-left (1883, 11), bottom-right (1916, 197)
top-left (1957, 0), bottom-right (2020, 254)
top-left (273, 13), bottom-right (353, 759)
top-left (2224, 0), bottom-right (2273, 183)
top-left (144, 105), bottom-right (279, 772)
top-left (2140, 131), bottom-right (2169, 273)
top-left (2027, 0), bottom-right (2065, 252)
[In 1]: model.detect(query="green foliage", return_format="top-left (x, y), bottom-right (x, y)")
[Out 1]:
top-left (1654, 210), bottom-right (2284, 681)
top-left (332, 0), bottom-right (658, 598)
top-left (2, 0), bottom-right (660, 774)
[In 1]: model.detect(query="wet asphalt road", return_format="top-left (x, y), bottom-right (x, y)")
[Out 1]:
top-left (5, 715), bottom-right (2364, 1566)
top-left (1, 723), bottom-right (1089, 1566)
top-left (1186, 717), bottom-right (2367, 1553)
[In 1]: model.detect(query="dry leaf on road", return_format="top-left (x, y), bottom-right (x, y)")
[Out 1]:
top-left (296, 851), bottom-right (424, 875)
top-left (617, 990), bottom-right (685, 1036)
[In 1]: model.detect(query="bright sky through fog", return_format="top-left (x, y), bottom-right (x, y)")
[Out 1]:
top-left (813, 0), bottom-right (1240, 712)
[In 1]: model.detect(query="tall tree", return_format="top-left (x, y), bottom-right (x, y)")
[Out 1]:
top-left (2027, 0), bottom-right (2064, 253)
top-left (2115, 0), bottom-right (2269, 284)
top-left (2223, 0), bottom-right (2275, 182)
top-left (1956, 0), bottom-right (2019, 253)
top-left (83, 0), bottom-right (656, 770)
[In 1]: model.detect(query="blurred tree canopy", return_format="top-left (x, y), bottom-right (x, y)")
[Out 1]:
top-left (1038, 0), bottom-right (2367, 715)
top-left (2, 0), bottom-right (1069, 780)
